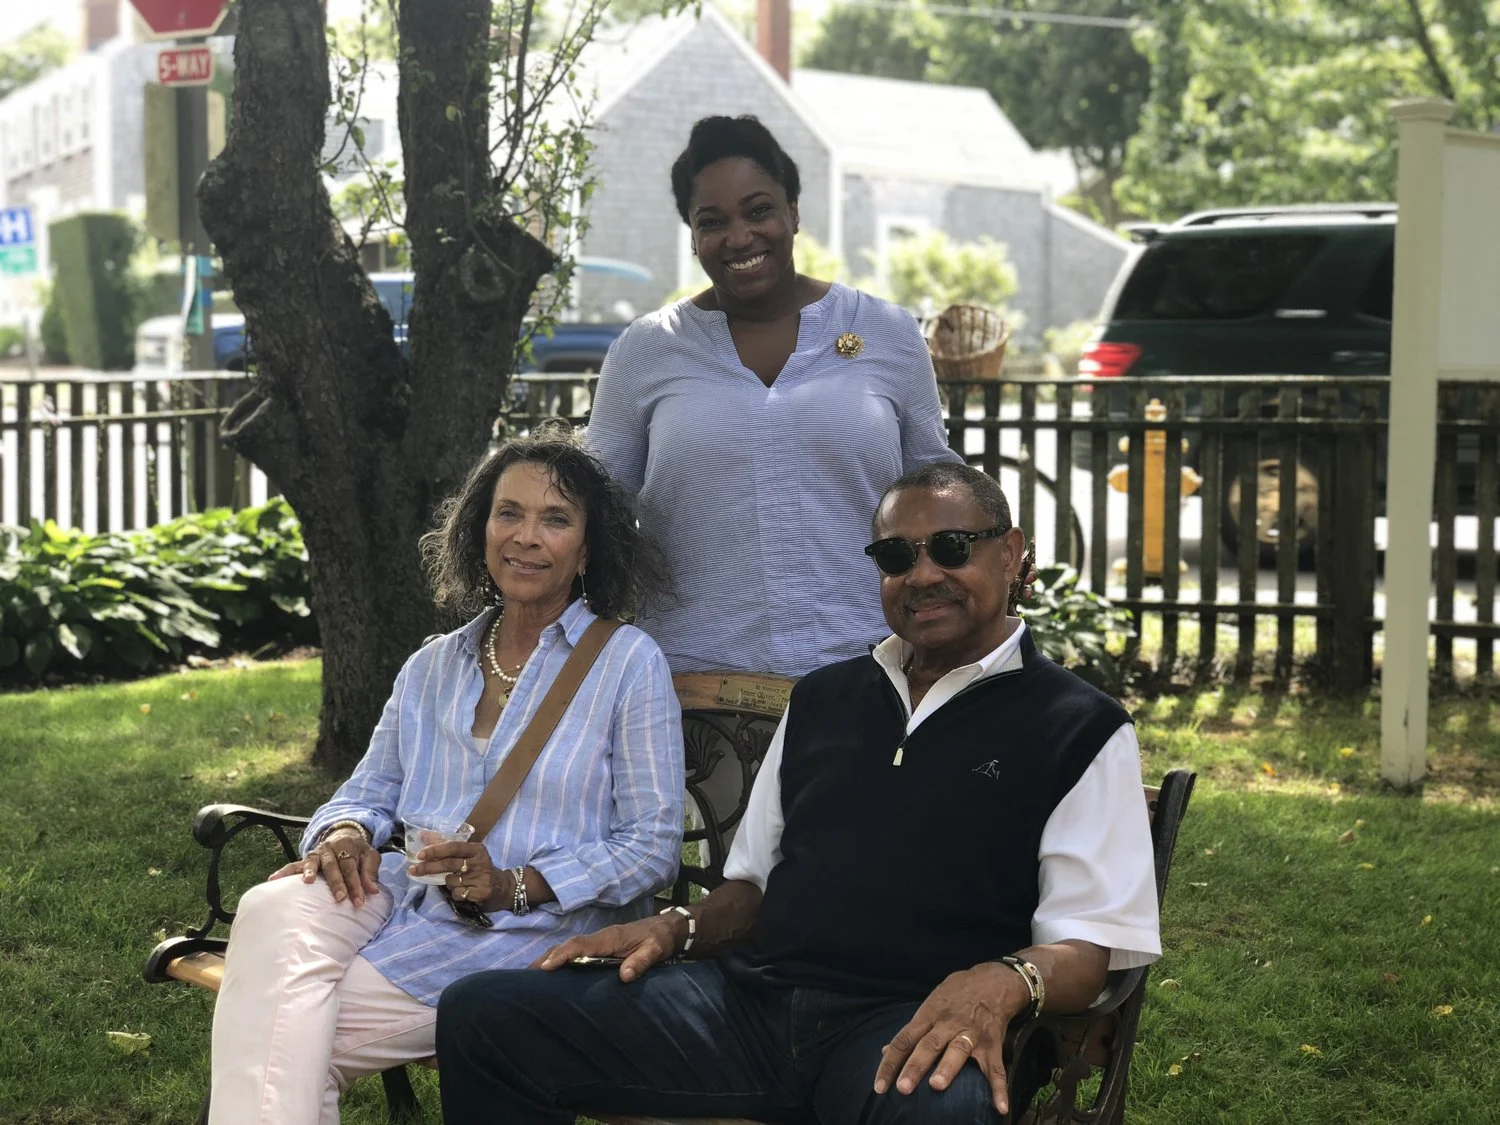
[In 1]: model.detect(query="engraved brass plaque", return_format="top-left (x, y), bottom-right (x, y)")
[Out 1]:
top-left (714, 676), bottom-right (792, 716)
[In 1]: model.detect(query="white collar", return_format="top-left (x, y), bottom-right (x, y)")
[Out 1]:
top-left (871, 619), bottom-right (1028, 731)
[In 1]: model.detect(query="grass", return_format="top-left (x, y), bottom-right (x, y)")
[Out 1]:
top-left (1, 661), bottom-right (1497, 1123)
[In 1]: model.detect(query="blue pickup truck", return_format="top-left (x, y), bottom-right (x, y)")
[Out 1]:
top-left (134, 264), bottom-right (640, 375)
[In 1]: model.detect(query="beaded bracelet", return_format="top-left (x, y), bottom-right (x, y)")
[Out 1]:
top-left (659, 905), bottom-right (696, 955)
top-left (511, 865), bottom-right (530, 916)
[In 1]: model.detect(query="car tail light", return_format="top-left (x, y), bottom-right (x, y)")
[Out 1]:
top-left (1078, 342), bottom-right (1142, 378)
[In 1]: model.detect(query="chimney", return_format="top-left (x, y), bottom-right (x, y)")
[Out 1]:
top-left (757, 0), bottom-right (791, 83)
top-left (82, 0), bottom-right (121, 50)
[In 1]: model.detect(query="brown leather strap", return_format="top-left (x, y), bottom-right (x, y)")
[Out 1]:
top-left (466, 617), bottom-right (623, 842)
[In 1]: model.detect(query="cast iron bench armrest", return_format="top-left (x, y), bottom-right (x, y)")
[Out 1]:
top-left (193, 803), bottom-right (312, 851)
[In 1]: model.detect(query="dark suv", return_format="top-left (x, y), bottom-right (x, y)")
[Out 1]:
top-left (1079, 204), bottom-right (1397, 552)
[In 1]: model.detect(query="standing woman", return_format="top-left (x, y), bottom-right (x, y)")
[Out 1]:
top-left (585, 115), bottom-right (962, 678)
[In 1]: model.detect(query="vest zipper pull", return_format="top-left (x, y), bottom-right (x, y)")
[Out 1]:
top-left (892, 738), bottom-right (906, 767)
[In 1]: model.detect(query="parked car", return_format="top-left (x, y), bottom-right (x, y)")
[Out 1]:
top-left (134, 261), bottom-right (643, 377)
top-left (1079, 204), bottom-right (1397, 554)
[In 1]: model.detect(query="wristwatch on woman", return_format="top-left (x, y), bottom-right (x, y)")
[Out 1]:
top-left (320, 819), bottom-right (371, 845)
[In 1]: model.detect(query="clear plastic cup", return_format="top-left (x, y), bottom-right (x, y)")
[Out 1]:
top-left (402, 817), bottom-right (474, 885)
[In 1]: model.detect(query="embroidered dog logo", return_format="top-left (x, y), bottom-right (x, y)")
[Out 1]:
top-left (972, 759), bottom-right (1003, 781)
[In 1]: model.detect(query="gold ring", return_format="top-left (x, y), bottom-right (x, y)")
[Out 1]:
top-left (460, 858), bottom-right (468, 875)
top-left (336, 850), bottom-right (352, 860)
top-left (459, 886), bottom-right (470, 901)
top-left (954, 1034), bottom-right (976, 1054)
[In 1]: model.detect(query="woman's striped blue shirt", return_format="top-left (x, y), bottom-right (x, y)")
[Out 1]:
top-left (586, 282), bottom-right (960, 677)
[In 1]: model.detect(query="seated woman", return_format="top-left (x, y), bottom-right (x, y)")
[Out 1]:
top-left (208, 432), bottom-right (684, 1125)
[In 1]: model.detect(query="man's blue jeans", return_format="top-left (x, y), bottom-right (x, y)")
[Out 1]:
top-left (437, 959), bottom-right (1011, 1124)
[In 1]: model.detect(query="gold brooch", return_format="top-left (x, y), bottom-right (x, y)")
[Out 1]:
top-left (835, 332), bottom-right (864, 359)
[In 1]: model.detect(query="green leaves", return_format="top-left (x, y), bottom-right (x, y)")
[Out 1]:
top-left (1120, 0), bottom-right (1500, 220)
top-left (1024, 564), bottom-right (1137, 692)
top-left (0, 499), bottom-right (315, 683)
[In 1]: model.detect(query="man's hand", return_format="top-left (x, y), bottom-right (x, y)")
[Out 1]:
top-left (873, 961), bottom-right (1032, 1116)
top-left (532, 912), bottom-right (688, 983)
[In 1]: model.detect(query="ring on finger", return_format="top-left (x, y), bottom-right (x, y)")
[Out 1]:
top-left (336, 850), bottom-right (352, 860)
top-left (953, 1034), bottom-right (976, 1054)
top-left (460, 858), bottom-right (468, 875)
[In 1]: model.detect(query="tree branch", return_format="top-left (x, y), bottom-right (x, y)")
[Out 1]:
top-left (1403, 0), bottom-right (1460, 102)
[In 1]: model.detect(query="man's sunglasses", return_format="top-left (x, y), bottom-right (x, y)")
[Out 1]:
top-left (863, 527), bottom-right (1008, 576)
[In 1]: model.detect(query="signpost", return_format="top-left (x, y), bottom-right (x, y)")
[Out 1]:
top-left (0, 207), bottom-right (38, 277)
top-left (128, 0), bottom-right (228, 39)
top-left (157, 46), bottom-right (213, 87)
top-left (132, 0), bottom-right (228, 372)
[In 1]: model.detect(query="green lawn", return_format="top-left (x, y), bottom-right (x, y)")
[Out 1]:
top-left (1, 660), bottom-right (1497, 1124)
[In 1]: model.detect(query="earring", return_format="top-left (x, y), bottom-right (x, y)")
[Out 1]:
top-left (488, 575), bottom-right (503, 606)
top-left (579, 570), bottom-right (589, 607)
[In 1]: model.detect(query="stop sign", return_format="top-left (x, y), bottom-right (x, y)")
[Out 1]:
top-left (129, 0), bottom-right (228, 40)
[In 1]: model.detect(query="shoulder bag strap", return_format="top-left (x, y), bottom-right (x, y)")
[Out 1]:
top-left (466, 617), bottom-right (624, 843)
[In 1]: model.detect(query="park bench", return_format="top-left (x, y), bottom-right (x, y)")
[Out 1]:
top-left (144, 671), bottom-right (1194, 1125)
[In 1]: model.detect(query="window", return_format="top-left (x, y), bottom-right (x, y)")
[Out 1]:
top-left (79, 82), bottom-right (92, 142)
top-left (875, 215), bottom-right (930, 265)
top-left (38, 98), bottom-right (55, 164)
top-left (1356, 247), bottom-right (1394, 322)
top-left (59, 90), bottom-right (73, 153)
top-left (1114, 234), bottom-right (1327, 321)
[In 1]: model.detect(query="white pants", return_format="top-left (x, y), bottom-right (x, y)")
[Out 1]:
top-left (209, 876), bottom-right (436, 1125)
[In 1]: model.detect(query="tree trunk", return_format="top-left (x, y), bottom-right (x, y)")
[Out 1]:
top-left (200, 0), bottom-right (555, 771)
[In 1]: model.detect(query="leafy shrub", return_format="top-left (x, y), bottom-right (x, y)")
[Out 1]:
top-left (1023, 564), bottom-right (1137, 693)
top-left (0, 500), bottom-right (314, 682)
top-left (39, 284), bottom-right (69, 365)
top-left (48, 212), bottom-right (149, 371)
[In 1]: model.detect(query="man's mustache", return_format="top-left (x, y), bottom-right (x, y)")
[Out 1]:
top-left (903, 588), bottom-right (963, 611)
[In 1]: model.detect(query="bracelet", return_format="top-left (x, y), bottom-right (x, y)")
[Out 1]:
top-left (998, 955), bottom-right (1045, 1017)
top-left (511, 866), bottom-right (530, 916)
top-left (320, 819), bottom-right (371, 845)
top-left (659, 905), bottom-right (696, 955)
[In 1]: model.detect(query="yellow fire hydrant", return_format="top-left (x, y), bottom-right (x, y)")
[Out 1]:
top-left (1108, 399), bottom-right (1202, 579)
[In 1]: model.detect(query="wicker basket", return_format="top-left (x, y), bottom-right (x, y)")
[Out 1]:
top-left (924, 303), bottom-right (1011, 380)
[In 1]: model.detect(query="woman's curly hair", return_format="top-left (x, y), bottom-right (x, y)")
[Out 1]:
top-left (420, 427), bottom-right (671, 624)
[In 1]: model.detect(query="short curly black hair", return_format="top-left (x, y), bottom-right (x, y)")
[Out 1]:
top-left (420, 427), bottom-right (671, 624)
top-left (670, 115), bottom-right (801, 224)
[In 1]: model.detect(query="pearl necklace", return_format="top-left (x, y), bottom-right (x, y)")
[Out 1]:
top-left (485, 610), bottom-right (527, 693)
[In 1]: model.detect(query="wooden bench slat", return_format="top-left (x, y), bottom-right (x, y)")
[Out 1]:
top-left (166, 951), bottom-right (225, 992)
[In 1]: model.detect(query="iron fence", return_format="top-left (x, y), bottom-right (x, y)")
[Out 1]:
top-left (6, 367), bottom-right (1496, 688)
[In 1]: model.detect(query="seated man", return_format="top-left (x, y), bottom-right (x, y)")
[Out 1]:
top-left (436, 461), bottom-right (1160, 1125)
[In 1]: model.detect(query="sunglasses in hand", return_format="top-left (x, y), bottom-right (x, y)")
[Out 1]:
top-left (863, 527), bottom-right (1009, 576)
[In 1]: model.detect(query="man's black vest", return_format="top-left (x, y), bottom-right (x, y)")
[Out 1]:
top-left (726, 630), bottom-right (1131, 998)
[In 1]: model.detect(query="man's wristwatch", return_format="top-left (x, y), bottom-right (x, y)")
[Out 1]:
top-left (998, 955), bottom-right (1045, 1018)
top-left (659, 905), bottom-right (696, 956)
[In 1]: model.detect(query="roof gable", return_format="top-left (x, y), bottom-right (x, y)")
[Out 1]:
top-left (791, 68), bottom-right (1048, 190)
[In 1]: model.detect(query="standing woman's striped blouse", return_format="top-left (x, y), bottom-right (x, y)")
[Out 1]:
top-left (586, 281), bottom-right (961, 678)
